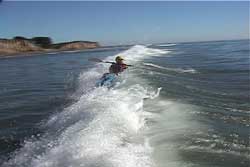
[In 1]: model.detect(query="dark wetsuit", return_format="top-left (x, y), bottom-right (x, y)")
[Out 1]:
top-left (99, 63), bottom-right (127, 86)
top-left (109, 63), bottom-right (127, 75)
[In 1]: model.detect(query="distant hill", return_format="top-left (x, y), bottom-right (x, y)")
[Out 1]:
top-left (0, 36), bottom-right (100, 57)
top-left (52, 41), bottom-right (99, 50)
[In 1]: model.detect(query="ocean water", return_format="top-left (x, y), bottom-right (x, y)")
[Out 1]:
top-left (0, 40), bottom-right (249, 167)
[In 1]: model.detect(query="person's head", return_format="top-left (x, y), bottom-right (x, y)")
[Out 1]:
top-left (115, 56), bottom-right (124, 64)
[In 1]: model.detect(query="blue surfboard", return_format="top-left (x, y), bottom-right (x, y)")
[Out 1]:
top-left (96, 73), bottom-right (117, 87)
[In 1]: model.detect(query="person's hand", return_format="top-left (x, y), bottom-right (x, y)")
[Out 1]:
top-left (121, 64), bottom-right (128, 69)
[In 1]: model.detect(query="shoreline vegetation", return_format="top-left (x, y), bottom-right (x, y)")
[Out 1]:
top-left (0, 36), bottom-right (100, 58)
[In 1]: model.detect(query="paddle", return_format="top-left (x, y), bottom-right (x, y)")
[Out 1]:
top-left (88, 58), bottom-right (133, 66)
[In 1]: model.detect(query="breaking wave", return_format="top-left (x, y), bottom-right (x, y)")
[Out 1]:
top-left (3, 45), bottom-right (204, 167)
top-left (3, 45), bottom-right (168, 167)
top-left (143, 63), bottom-right (197, 74)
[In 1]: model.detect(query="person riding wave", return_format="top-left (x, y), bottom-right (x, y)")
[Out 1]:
top-left (109, 56), bottom-right (128, 75)
top-left (97, 56), bottom-right (128, 86)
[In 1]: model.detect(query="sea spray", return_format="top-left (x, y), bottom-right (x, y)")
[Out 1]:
top-left (3, 45), bottom-right (176, 167)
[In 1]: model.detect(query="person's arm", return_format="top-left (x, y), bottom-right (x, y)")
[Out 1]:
top-left (121, 64), bottom-right (128, 70)
top-left (109, 65), bottom-right (114, 73)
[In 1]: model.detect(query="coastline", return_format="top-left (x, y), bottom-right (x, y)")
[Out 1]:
top-left (0, 37), bottom-right (100, 59)
top-left (0, 48), bottom-right (99, 59)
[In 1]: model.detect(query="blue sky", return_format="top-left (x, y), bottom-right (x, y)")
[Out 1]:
top-left (0, 1), bottom-right (249, 45)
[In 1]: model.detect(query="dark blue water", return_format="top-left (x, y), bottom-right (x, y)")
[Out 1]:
top-left (0, 40), bottom-right (249, 167)
top-left (142, 40), bottom-right (250, 166)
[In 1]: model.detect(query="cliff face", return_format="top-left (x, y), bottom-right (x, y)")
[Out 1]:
top-left (52, 41), bottom-right (100, 50)
top-left (0, 37), bottom-right (100, 56)
top-left (0, 39), bottom-right (42, 55)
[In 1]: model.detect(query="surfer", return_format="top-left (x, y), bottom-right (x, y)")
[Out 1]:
top-left (90, 56), bottom-right (131, 87)
top-left (97, 56), bottom-right (128, 87)
top-left (109, 56), bottom-right (128, 75)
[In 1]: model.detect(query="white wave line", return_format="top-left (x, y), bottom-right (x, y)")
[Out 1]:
top-left (143, 63), bottom-right (197, 74)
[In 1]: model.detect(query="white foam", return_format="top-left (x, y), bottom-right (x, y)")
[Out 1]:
top-left (3, 45), bottom-right (202, 167)
top-left (106, 45), bottom-right (170, 63)
top-left (143, 99), bottom-right (204, 167)
top-left (143, 63), bottom-right (198, 74)
top-left (5, 81), bottom-right (160, 167)
top-left (4, 45), bottom-right (168, 167)
top-left (157, 44), bottom-right (177, 47)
